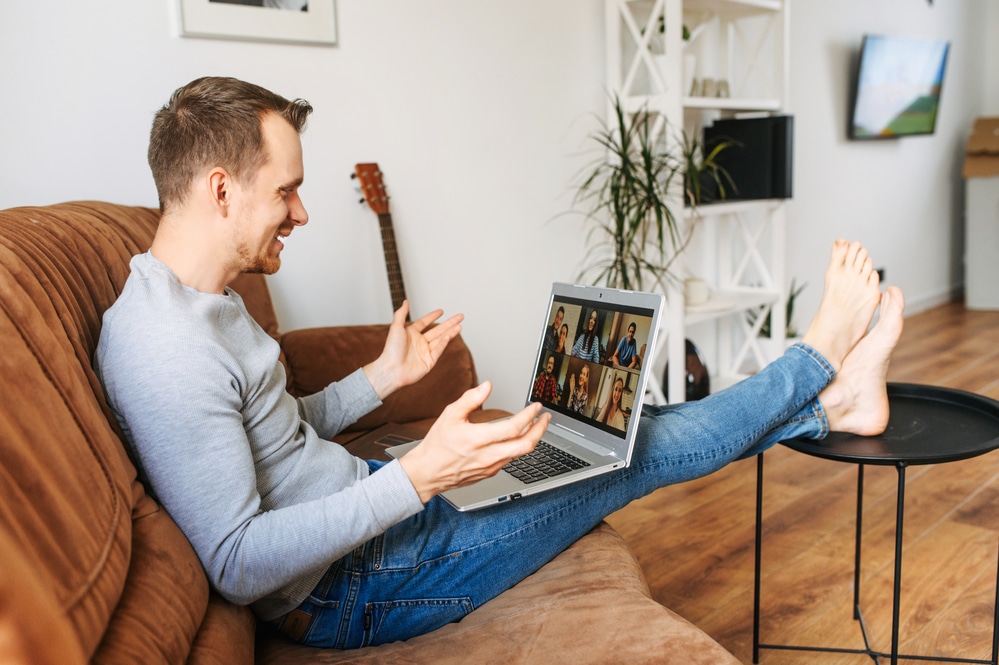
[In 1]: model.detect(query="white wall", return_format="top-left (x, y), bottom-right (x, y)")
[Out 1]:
top-left (0, 1), bottom-right (994, 412)
top-left (786, 0), bottom-right (989, 325)
top-left (987, 2), bottom-right (999, 113)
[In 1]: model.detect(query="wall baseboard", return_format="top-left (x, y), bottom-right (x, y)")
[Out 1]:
top-left (904, 284), bottom-right (963, 317)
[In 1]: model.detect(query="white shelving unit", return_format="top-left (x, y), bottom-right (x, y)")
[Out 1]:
top-left (604, 0), bottom-right (791, 404)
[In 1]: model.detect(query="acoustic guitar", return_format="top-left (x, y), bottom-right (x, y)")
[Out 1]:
top-left (353, 163), bottom-right (409, 320)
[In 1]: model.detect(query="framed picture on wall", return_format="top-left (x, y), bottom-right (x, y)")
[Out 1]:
top-left (178, 0), bottom-right (337, 46)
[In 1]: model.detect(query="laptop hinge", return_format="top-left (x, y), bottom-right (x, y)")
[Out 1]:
top-left (551, 422), bottom-right (614, 458)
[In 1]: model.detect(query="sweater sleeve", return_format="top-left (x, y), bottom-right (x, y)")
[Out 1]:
top-left (296, 368), bottom-right (381, 440)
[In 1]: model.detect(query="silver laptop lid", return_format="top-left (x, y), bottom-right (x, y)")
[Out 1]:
top-left (526, 283), bottom-right (664, 464)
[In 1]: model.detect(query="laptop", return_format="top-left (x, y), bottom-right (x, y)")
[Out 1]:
top-left (387, 282), bottom-right (664, 511)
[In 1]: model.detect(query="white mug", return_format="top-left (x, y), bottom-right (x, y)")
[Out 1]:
top-left (684, 278), bottom-right (710, 306)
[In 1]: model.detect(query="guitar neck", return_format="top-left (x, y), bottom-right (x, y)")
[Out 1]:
top-left (353, 162), bottom-right (409, 321)
top-left (378, 212), bottom-right (408, 315)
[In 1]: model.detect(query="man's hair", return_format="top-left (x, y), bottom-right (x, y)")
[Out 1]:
top-left (148, 76), bottom-right (314, 212)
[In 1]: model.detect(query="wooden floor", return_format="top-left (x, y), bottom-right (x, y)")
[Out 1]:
top-left (607, 301), bottom-right (999, 664)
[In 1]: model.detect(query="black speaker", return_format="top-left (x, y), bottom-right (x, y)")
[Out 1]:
top-left (703, 115), bottom-right (794, 201)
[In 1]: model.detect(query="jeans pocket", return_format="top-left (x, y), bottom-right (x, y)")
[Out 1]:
top-left (363, 597), bottom-right (474, 646)
top-left (289, 599), bottom-right (341, 648)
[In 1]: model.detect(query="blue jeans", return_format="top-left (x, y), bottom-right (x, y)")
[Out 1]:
top-left (275, 343), bottom-right (834, 649)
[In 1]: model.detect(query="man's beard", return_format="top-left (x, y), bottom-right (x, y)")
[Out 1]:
top-left (237, 244), bottom-right (280, 275)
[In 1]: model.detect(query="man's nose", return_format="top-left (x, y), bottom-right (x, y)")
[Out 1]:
top-left (290, 194), bottom-right (308, 226)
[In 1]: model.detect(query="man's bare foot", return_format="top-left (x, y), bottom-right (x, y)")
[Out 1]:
top-left (819, 286), bottom-right (905, 436)
top-left (800, 239), bottom-right (882, 372)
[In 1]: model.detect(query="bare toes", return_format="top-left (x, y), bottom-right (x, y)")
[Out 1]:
top-left (845, 241), bottom-right (864, 269)
top-left (829, 239), bottom-right (850, 267)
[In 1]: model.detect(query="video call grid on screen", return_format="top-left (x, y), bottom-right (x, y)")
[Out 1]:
top-left (528, 295), bottom-right (656, 438)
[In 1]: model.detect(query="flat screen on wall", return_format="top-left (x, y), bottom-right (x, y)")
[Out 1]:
top-left (848, 34), bottom-right (950, 140)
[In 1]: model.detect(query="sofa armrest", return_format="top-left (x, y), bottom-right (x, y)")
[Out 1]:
top-left (280, 325), bottom-right (479, 433)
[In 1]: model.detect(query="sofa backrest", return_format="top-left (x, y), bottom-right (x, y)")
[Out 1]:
top-left (0, 202), bottom-right (255, 664)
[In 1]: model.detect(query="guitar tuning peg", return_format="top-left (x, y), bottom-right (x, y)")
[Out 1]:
top-left (359, 198), bottom-right (366, 205)
top-left (350, 172), bottom-right (357, 179)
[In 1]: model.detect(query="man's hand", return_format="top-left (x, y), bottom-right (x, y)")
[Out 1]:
top-left (398, 382), bottom-right (550, 503)
top-left (363, 301), bottom-right (464, 400)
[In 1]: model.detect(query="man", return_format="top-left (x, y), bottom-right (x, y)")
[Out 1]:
top-left (542, 306), bottom-right (564, 352)
top-left (96, 76), bottom-right (904, 650)
top-left (531, 354), bottom-right (559, 403)
top-left (610, 321), bottom-right (639, 368)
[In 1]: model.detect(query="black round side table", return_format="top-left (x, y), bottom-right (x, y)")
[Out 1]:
top-left (753, 383), bottom-right (999, 665)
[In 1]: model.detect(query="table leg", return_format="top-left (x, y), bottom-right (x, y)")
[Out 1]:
top-left (993, 525), bottom-right (999, 664)
top-left (753, 452), bottom-right (764, 664)
top-left (855, 464), bottom-right (865, 621)
top-left (891, 462), bottom-right (908, 665)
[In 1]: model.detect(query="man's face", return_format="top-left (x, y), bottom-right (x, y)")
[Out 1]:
top-left (230, 113), bottom-right (308, 275)
top-left (546, 356), bottom-right (555, 375)
top-left (627, 325), bottom-right (636, 341)
top-left (554, 309), bottom-right (564, 330)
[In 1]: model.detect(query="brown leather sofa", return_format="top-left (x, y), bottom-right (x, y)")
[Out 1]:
top-left (0, 201), bottom-right (738, 664)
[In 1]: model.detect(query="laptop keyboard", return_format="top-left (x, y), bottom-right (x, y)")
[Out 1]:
top-left (503, 441), bottom-right (591, 484)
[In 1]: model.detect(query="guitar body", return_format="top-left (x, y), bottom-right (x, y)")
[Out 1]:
top-left (354, 163), bottom-right (409, 319)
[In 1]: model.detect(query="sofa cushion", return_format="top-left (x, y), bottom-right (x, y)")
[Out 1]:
top-left (254, 522), bottom-right (740, 665)
top-left (90, 487), bottom-right (210, 664)
top-left (187, 593), bottom-right (258, 665)
top-left (0, 524), bottom-right (87, 665)
top-left (0, 223), bottom-right (136, 657)
top-left (0, 202), bottom-right (253, 664)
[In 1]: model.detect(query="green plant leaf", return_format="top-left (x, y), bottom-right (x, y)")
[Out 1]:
top-left (572, 95), bottom-right (692, 289)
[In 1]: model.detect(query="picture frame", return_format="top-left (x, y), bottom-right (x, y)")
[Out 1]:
top-left (178, 0), bottom-right (337, 47)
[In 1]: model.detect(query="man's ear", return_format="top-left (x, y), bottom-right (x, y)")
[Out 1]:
top-left (206, 167), bottom-right (233, 216)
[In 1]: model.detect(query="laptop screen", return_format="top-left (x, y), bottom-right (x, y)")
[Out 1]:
top-left (528, 287), bottom-right (660, 441)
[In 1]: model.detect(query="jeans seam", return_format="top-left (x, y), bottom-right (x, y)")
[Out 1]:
top-left (363, 597), bottom-right (475, 647)
top-left (790, 341), bottom-right (836, 379)
top-left (334, 571), bottom-right (361, 650)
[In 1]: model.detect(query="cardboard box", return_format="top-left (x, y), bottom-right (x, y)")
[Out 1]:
top-left (964, 116), bottom-right (999, 310)
top-left (963, 116), bottom-right (999, 178)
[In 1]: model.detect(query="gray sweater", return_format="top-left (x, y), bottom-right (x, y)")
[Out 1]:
top-left (95, 253), bottom-right (424, 620)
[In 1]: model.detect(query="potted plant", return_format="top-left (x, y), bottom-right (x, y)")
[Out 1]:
top-left (681, 128), bottom-right (738, 206)
top-left (653, 15), bottom-right (690, 49)
top-left (572, 96), bottom-right (687, 290)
